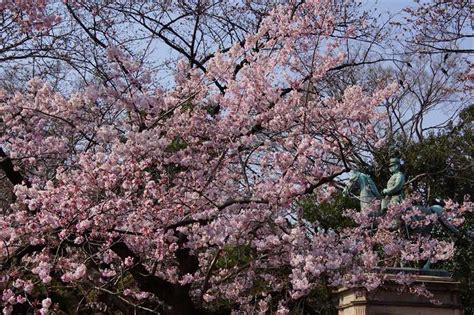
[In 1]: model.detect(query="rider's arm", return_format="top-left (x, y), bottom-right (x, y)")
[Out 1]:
top-left (368, 180), bottom-right (382, 199)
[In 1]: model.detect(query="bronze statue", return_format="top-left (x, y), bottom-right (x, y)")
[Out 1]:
top-left (381, 158), bottom-right (405, 210)
top-left (342, 158), bottom-right (468, 270)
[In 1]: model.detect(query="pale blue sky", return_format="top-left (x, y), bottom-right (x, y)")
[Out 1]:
top-left (370, 0), bottom-right (413, 13)
top-left (367, 0), bottom-right (471, 129)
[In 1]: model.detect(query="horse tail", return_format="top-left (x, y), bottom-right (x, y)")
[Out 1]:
top-left (428, 205), bottom-right (464, 237)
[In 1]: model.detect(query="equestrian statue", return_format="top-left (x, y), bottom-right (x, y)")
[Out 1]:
top-left (342, 158), bottom-right (464, 270)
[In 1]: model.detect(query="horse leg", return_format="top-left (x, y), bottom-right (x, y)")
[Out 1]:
top-left (392, 256), bottom-right (406, 268)
top-left (422, 257), bottom-right (431, 270)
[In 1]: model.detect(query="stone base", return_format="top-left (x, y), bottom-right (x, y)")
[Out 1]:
top-left (336, 274), bottom-right (463, 315)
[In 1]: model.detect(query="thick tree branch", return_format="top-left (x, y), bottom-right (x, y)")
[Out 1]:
top-left (0, 147), bottom-right (27, 186)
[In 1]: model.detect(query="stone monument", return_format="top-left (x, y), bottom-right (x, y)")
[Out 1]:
top-left (336, 271), bottom-right (463, 315)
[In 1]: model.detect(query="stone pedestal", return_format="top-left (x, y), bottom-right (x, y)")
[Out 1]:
top-left (336, 273), bottom-right (463, 315)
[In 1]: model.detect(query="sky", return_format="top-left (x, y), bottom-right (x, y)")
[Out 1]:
top-left (372, 0), bottom-right (413, 13)
top-left (366, 0), bottom-right (472, 129)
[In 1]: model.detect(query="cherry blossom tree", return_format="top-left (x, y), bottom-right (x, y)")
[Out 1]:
top-left (0, 1), bottom-right (472, 314)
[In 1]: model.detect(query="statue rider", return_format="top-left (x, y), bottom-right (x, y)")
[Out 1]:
top-left (381, 157), bottom-right (405, 210)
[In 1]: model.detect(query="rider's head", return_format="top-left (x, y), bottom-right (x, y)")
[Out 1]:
top-left (389, 158), bottom-right (401, 174)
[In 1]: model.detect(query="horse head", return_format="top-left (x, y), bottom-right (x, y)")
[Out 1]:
top-left (343, 170), bottom-right (361, 197)
top-left (344, 169), bottom-right (382, 212)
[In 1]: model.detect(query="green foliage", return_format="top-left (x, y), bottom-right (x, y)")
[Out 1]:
top-left (300, 193), bottom-right (358, 230)
top-left (277, 276), bottom-right (337, 315)
top-left (165, 136), bottom-right (187, 153)
top-left (216, 244), bottom-right (256, 269)
top-left (373, 105), bottom-right (473, 204)
top-left (205, 103), bottom-right (220, 116)
top-left (180, 101), bottom-right (194, 112)
top-left (404, 131), bottom-right (472, 203)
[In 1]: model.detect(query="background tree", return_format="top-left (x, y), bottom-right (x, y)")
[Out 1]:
top-left (403, 0), bottom-right (473, 55)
